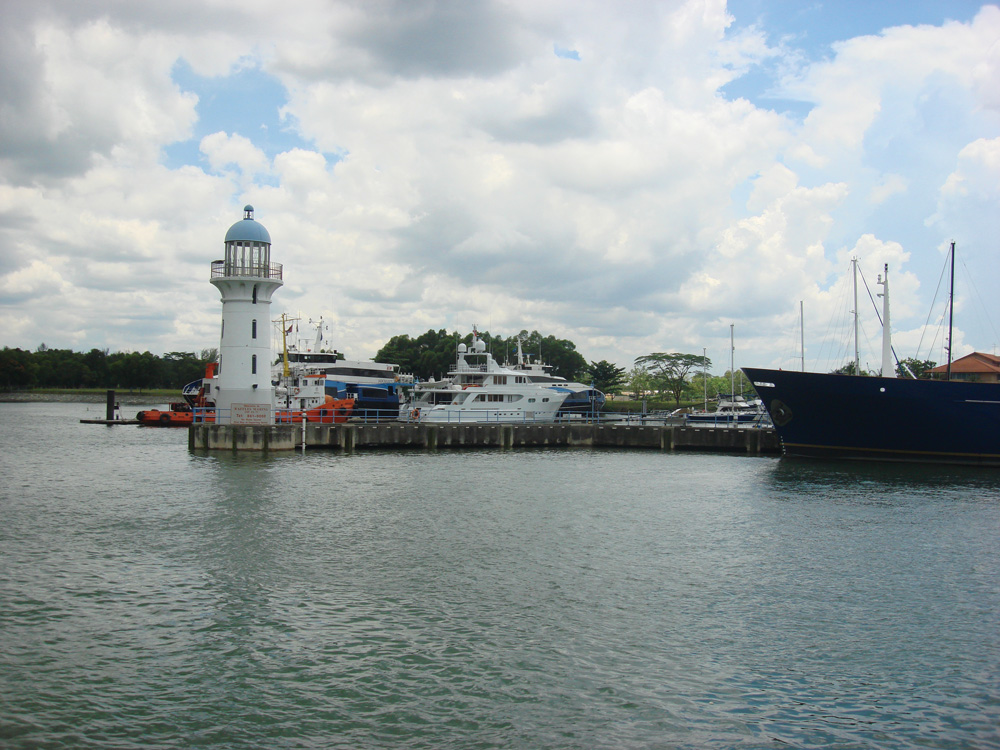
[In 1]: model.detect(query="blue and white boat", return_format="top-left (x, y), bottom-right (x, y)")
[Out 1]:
top-left (274, 318), bottom-right (412, 421)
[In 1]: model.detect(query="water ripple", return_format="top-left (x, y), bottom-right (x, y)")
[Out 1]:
top-left (2, 406), bottom-right (999, 748)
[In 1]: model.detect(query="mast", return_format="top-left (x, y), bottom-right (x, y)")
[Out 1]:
top-left (800, 300), bottom-right (805, 372)
top-left (730, 324), bottom-right (735, 398)
top-left (878, 264), bottom-right (893, 377)
top-left (947, 241), bottom-right (955, 381)
top-left (852, 257), bottom-right (860, 375)
top-left (310, 316), bottom-right (325, 352)
top-left (703, 346), bottom-right (707, 411)
top-left (275, 312), bottom-right (298, 378)
top-left (515, 333), bottom-right (527, 367)
top-left (282, 318), bottom-right (290, 377)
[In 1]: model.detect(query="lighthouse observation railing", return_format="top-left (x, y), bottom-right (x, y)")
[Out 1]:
top-left (211, 260), bottom-right (283, 280)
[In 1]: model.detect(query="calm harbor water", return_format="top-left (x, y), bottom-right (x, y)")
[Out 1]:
top-left (2, 401), bottom-right (999, 749)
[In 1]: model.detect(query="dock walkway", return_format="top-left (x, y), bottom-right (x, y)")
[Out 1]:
top-left (190, 422), bottom-right (780, 455)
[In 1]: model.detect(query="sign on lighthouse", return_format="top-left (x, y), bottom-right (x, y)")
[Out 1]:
top-left (211, 206), bottom-right (282, 424)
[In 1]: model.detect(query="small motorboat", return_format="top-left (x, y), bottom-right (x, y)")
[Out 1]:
top-left (137, 403), bottom-right (215, 426)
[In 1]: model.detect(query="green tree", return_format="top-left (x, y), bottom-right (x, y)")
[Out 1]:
top-left (32, 347), bottom-right (88, 387)
top-left (681, 371), bottom-right (763, 410)
top-left (896, 357), bottom-right (936, 379)
top-left (587, 360), bottom-right (627, 394)
top-left (635, 352), bottom-right (711, 406)
top-left (0, 346), bottom-right (222, 391)
top-left (0, 348), bottom-right (38, 389)
top-left (494, 330), bottom-right (588, 381)
top-left (162, 352), bottom-right (207, 388)
top-left (81, 348), bottom-right (110, 387)
top-left (109, 351), bottom-right (162, 390)
top-left (375, 329), bottom-right (460, 381)
top-left (626, 366), bottom-right (652, 401)
top-left (682, 372), bottom-right (732, 405)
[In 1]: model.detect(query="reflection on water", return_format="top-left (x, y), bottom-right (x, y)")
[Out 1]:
top-left (766, 455), bottom-right (1000, 499)
top-left (2, 403), bottom-right (999, 749)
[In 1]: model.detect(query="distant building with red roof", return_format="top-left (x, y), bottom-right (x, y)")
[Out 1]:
top-left (926, 352), bottom-right (1000, 383)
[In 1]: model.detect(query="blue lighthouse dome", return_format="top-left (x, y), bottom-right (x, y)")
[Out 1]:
top-left (225, 205), bottom-right (271, 244)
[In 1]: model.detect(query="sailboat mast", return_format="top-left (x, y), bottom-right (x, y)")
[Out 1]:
top-left (730, 324), bottom-right (735, 398)
top-left (947, 241), bottom-right (955, 381)
top-left (879, 264), bottom-right (893, 377)
top-left (800, 300), bottom-right (805, 372)
top-left (703, 347), bottom-right (708, 411)
top-left (852, 257), bottom-right (860, 375)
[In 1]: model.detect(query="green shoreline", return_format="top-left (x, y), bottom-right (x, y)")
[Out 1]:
top-left (0, 389), bottom-right (177, 405)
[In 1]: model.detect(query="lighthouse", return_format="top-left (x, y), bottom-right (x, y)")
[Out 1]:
top-left (211, 205), bottom-right (282, 423)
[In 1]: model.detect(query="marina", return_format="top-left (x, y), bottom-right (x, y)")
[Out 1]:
top-left (13, 221), bottom-right (1000, 750)
top-left (4, 5), bottom-right (997, 747)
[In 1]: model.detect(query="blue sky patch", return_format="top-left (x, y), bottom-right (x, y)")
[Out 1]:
top-left (721, 67), bottom-right (814, 119)
top-left (162, 60), bottom-right (318, 173)
top-left (722, 0), bottom-right (984, 113)
top-left (554, 45), bottom-right (581, 61)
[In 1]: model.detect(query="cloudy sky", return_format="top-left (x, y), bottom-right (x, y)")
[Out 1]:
top-left (2, 0), bottom-right (998, 374)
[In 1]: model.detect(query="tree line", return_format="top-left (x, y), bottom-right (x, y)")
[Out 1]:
top-left (0, 345), bottom-right (218, 391)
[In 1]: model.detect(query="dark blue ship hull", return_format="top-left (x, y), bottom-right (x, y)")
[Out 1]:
top-left (557, 388), bottom-right (606, 414)
top-left (743, 367), bottom-right (1000, 466)
top-left (325, 381), bottom-right (404, 421)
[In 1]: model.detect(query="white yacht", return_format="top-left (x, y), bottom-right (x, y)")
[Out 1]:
top-left (505, 336), bottom-right (605, 415)
top-left (403, 330), bottom-right (571, 423)
top-left (685, 394), bottom-right (769, 427)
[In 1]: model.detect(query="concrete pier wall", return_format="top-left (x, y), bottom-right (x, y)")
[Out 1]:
top-left (190, 422), bottom-right (781, 455)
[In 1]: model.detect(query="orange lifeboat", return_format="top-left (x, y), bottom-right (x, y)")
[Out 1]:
top-left (136, 403), bottom-right (216, 426)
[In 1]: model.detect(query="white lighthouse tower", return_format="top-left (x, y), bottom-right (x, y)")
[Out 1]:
top-left (211, 205), bottom-right (282, 424)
